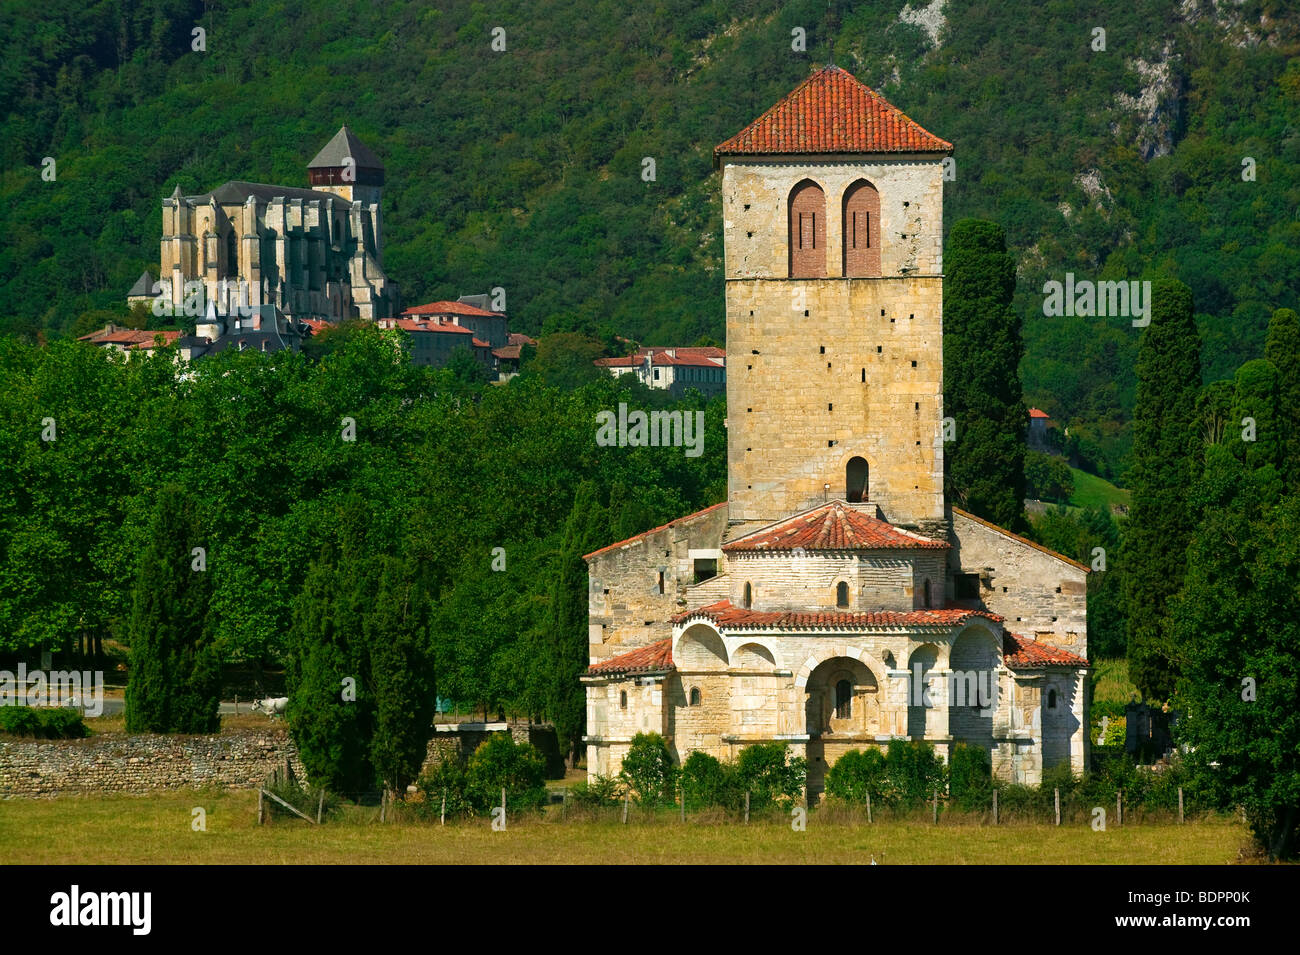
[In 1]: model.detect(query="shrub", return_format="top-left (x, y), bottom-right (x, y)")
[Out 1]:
top-left (680, 751), bottom-right (739, 810)
top-left (948, 743), bottom-right (994, 811)
top-left (735, 742), bottom-right (805, 810)
top-left (466, 733), bottom-right (548, 812)
top-left (884, 739), bottom-right (946, 807)
top-left (570, 773), bottom-right (621, 807)
top-left (0, 706), bottom-right (87, 738)
top-left (824, 748), bottom-right (888, 805)
top-left (416, 757), bottom-right (476, 819)
top-left (619, 732), bottom-right (677, 807)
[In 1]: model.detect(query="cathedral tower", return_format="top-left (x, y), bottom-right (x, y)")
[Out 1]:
top-left (715, 67), bottom-right (952, 534)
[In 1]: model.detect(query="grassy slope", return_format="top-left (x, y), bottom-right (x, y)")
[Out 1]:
top-left (1069, 467), bottom-right (1131, 511)
top-left (1091, 658), bottom-right (1140, 705)
top-left (0, 790), bottom-right (1250, 864)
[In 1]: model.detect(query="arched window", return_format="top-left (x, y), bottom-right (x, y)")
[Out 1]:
top-left (743, 582), bottom-right (752, 609)
top-left (923, 578), bottom-right (932, 609)
top-left (835, 680), bottom-right (852, 719)
top-left (846, 456), bottom-right (868, 502)
top-left (689, 687), bottom-right (701, 707)
top-left (836, 581), bottom-right (849, 608)
top-left (1047, 688), bottom-right (1057, 710)
top-left (788, 180), bottom-right (826, 278)
top-left (620, 690), bottom-right (628, 709)
top-left (842, 180), bottom-right (881, 277)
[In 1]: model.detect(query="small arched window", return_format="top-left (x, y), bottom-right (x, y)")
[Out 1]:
top-left (842, 180), bottom-right (881, 277)
top-left (689, 687), bottom-right (701, 707)
top-left (619, 690), bottom-right (628, 709)
top-left (743, 582), bottom-right (752, 609)
top-left (1047, 688), bottom-right (1058, 710)
top-left (846, 456), bottom-right (868, 503)
top-left (836, 581), bottom-right (849, 609)
top-left (788, 180), bottom-right (827, 278)
top-left (835, 679), bottom-right (852, 719)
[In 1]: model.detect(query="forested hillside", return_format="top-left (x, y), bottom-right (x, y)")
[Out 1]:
top-left (2, 0), bottom-right (1298, 480)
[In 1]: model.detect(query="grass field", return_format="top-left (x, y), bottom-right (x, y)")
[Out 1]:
top-left (0, 790), bottom-right (1253, 864)
top-left (1068, 467), bottom-right (1131, 511)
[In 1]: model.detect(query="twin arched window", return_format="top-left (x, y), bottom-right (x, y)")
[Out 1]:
top-left (788, 179), bottom-right (882, 279)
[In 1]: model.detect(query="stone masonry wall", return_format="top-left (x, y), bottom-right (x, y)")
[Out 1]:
top-left (0, 729), bottom-right (307, 798)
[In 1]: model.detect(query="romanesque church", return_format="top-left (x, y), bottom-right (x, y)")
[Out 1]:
top-left (581, 66), bottom-right (1090, 797)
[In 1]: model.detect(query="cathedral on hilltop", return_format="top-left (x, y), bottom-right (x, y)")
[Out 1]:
top-left (154, 126), bottom-right (398, 327)
top-left (581, 67), bottom-right (1090, 796)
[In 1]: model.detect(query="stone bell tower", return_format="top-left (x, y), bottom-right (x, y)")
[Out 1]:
top-left (714, 66), bottom-right (953, 536)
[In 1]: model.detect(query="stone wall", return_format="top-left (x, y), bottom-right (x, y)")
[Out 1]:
top-left (0, 729), bottom-right (306, 798)
top-left (948, 507), bottom-right (1089, 650)
top-left (2, 722), bottom-right (560, 798)
top-left (585, 502), bottom-right (729, 661)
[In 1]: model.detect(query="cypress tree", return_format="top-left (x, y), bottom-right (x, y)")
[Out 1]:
top-left (545, 481), bottom-right (606, 766)
top-left (124, 485), bottom-right (221, 734)
top-left (1230, 358), bottom-right (1281, 473)
top-left (368, 555), bottom-right (437, 795)
top-left (1264, 308), bottom-right (1300, 485)
top-left (1121, 278), bottom-right (1201, 700)
top-left (943, 219), bottom-right (1028, 531)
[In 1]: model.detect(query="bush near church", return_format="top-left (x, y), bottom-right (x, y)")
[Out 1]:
top-left (416, 733), bottom-right (548, 817)
top-left (619, 732), bottom-right (676, 807)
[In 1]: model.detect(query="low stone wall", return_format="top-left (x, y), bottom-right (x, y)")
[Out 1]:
top-left (1, 722), bottom-right (564, 797)
top-left (0, 729), bottom-right (305, 798)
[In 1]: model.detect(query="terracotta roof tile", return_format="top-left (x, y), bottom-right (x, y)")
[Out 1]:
top-left (1003, 632), bottom-right (1089, 669)
top-left (724, 501), bottom-right (948, 553)
top-left (402, 300), bottom-right (504, 318)
top-left (587, 639), bottom-right (674, 676)
top-left (714, 65), bottom-right (952, 164)
top-left (672, 600), bottom-right (1000, 630)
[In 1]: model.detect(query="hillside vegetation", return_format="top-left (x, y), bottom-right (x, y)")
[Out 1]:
top-left (3, 0), bottom-right (1298, 481)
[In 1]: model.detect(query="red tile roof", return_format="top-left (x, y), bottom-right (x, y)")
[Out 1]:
top-left (1028, 408), bottom-right (1051, 419)
top-left (587, 639), bottom-right (674, 676)
top-left (506, 332), bottom-right (537, 347)
top-left (402, 300), bottom-right (504, 318)
top-left (724, 501), bottom-right (948, 553)
top-left (584, 501), bottom-right (727, 561)
top-left (301, 318), bottom-right (333, 333)
top-left (394, 318), bottom-right (474, 335)
top-left (1003, 632), bottom-right (1089, 669)
top-left (129, 330), bottom-right (182, 349)
top-left (951, 507), bottom-right (1089, 572)
top-left (714, 65), bottom-right (952, 164)
top-left (471, 337), bottom-right (491, 349)
top-left (673, 600), bottom-right (1001, 631)
top-left (594, 356), bottom-right (641, 367)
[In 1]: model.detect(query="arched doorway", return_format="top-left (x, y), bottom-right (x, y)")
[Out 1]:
top-left (805, 656), bottom-right (881, 798)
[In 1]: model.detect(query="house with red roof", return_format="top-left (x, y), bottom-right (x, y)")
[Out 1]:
top-left (594, 346), bottom-right (726, 397)
top-left (580, 66), bottom-right (1089, 795)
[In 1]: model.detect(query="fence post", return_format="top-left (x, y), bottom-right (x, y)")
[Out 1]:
top-left (744, 791), bottom-right (750, 824)
top-left (1117, 790), bottom-right (1122, 827)
top-left (316, 790), bottom-right (324, 825)
top-left (866, 792), bottom-right (872, 825)
top-left (1178, 787), bottom-right (1184, 824)
top-left (1054, 787), bottom-right (1060, 826)
top-left (680, 784), bottom-right (685, 823)
top-left (933, 790), bottom-right (938, 825)
top-left (379, 788), bottom-right (386, 824)
top-left (257, 788), bottom-right (264, 826)
top-left (440, 791), bottom-right (446, 826)
top-left (993, 788), bottom-right (998, 826)
top-left (622, 793), bottom-right (629, 824)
